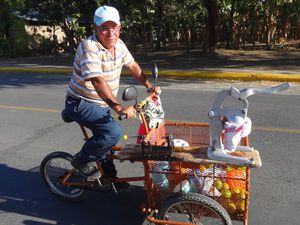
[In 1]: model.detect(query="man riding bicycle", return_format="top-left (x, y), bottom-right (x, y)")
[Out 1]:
top-left (64, 5), bottom-right (155, 189)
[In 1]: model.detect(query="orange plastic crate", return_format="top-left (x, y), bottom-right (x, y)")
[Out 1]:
top-left (146, 121), bottom-right (250, 222)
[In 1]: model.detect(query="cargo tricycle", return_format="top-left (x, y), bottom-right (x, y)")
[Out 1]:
top-left (40, 65), bottom-right (290, 225)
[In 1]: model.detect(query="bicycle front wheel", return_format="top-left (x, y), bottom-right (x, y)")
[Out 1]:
top-left (40, 151), bottom-right (87, 201)
top-left (157, 193), bottom-right (232, 225)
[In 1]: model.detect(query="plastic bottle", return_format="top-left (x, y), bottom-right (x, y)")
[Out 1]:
top-left (173, 179), bottom-right (192, 193)
top-left (151, 161), bottom-right (170, 190)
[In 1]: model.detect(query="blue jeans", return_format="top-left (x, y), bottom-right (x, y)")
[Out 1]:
top-left (64, 96), bottom-right (122, 162)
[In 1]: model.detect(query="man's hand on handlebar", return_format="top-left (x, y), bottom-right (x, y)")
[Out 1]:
top-left (119, 106), bottom-right (137, 119)
top-left (147, 86), bottom-right (161, 95)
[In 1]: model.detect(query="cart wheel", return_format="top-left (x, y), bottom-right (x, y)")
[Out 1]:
top-left (157, 193), bottom-right (232, 225)
top-left (40, 151), bottom-right (87, 201)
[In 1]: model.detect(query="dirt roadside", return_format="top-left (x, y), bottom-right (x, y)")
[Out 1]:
top-left (0, 49), bottom-right (299, 74)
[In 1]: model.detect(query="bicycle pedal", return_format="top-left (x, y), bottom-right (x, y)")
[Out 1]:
top-left (94, 177), bottom-right (113, 192)
top-left (86, 177), bottom-right (98, 182)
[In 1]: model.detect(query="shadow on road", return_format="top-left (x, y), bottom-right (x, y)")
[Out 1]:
top-left (0, 73), bottom-right (69, 89)
top-left (0, 164), bottom-right (146, 225)
top-left (0, 72), bottom-right (212, 90)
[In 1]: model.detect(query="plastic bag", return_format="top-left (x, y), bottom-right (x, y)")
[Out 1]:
top-left (223, 116), bottom-right (252, 151)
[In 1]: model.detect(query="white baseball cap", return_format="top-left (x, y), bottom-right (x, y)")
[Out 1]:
top-left (94, 5), bottom-right (120, 26)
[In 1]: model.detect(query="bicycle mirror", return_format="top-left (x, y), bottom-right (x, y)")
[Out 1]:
top-left (152, 64), bottom-right (158, 87)
top-left (122, 86), bottom-right (138, 102)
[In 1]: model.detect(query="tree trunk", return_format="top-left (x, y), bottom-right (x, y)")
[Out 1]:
top-left (62, 19), bottom-right (78, 52)
top-left (234, 16), bottom-right (242, 49)
top-left (226, 0), bottom-right (236, 49)
top-left (52, 26), bottom-right (58, 55)
top-left (203, 0), bottom-right (219, 52)
top-left (2, 2), bottom-right (12, 46)
top-left (265, 2), bottom-right (276, 49)
top-left (250, 7), bottom-right (258, 49)
top-left (276, 3), bottom-right (289, 44)
top-left (296, 19), bottom-right (300, 39)
top-left (155, 1), bottom-right (163, 50)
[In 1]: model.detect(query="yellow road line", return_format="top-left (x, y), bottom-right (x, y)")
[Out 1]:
top-left (132, 70), bottom-right (300, 82)
top-left (0, 67), bottom-right (71, 74)
top-left (0, 104), bottom-right (60, 113)
top-left (0, 104), bottom-right (299, 134)
top-left (254, 126), bottom-right (300, 134)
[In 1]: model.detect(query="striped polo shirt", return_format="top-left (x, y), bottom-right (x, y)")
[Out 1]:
top-left (66, 34), bottom-right (134, 107)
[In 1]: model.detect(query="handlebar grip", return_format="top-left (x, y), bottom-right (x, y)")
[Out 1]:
top-left (118, 114), bottom-right (127, 121)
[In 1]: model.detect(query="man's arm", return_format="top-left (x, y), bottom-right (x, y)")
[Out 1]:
top-left (89, 76), bottom-right (136, 117)
top-left (127, 61), bottom-right (152, 89)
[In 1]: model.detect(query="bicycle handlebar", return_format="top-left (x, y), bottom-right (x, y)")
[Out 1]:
top-left (118, 88), bottom-right (162, 121)
top-left (118, 114), bottom-right (127, 121)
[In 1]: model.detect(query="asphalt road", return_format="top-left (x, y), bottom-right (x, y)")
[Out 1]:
top-left (0, 72), bottom-right (299, 225)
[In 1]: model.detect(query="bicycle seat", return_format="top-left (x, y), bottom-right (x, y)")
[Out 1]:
top-left (61, 109), bottom-right (74, 123)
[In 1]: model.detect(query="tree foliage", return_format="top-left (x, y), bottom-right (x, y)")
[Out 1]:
top-left (0, 0), bottom-right (30, 57)
top-left (1, 0), bottom-right (299, 56)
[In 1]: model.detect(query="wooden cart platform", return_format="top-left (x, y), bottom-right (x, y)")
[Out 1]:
top-left (116, 143), bottom-right (262, 167)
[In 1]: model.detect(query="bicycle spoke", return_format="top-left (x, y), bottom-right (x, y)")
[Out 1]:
top-left (158, 194), bottom-right (231, 225)
top-left (40, 152), bottom-right (86, 200)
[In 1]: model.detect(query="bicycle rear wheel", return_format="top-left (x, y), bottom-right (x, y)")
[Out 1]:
top-left (40, 151), bottom-right (87, 201)
top-left (157, 193), bottom-right (232, 225)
